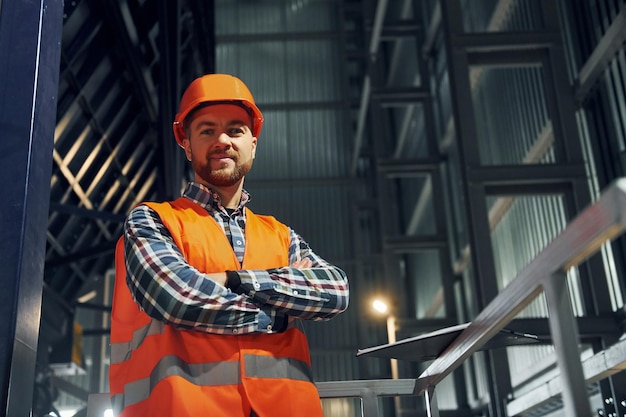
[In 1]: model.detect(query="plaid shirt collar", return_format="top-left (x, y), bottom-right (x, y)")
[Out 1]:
top-left (182, 181), bottom-right (250, 215)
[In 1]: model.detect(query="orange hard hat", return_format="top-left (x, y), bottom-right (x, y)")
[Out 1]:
top-left (172, 74), bottom-right (264, 146)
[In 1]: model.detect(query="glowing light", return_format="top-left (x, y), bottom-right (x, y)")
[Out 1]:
top-left (372, 299), bottom-right (388, 314)
top-left (104, 409), bottom-right (114, 417)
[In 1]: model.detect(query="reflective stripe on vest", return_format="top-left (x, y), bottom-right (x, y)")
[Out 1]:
top-left (110, 320), bottom-right (166, 365)
top-left (111, 354), bottom-right (314, 411)
top-left (244, 355), bottom-right (313, 382)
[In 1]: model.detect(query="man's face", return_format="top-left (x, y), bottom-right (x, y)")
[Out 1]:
top-left (182, 104), bottom-right (257, 188)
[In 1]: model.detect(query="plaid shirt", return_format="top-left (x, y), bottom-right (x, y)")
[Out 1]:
top-left (124, 182), bottom-right (349, 335)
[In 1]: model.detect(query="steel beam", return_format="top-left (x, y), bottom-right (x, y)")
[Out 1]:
top-left (438, 0), bottom-right (523, 413)
top-left (217, 30), bottom-right (341, 43)
top-left (422, 1), bottom-right (441, 58)
top-left (467, 163), bottom-right (588, 188)
top-left (467, 49), bottom-right (545, 66)
top-left (188, 0), bottom-right (215, 74)
top-left (371, 86), bottom-right (431, 106)
top-left (575, 4), bottom-right (626, 103)
top-left (349, 0), bottom-right (390, 176)
top-left (377, 157), bottom-right (441, 177)
top-left (408, 14), bottom-right (461, 402)
top-left (101, 0), bottom-right (157, 122)
top-left (451, 31), bottom-right (560, 52)
top-left (376, 19), bottom-right (421, 40)
top-left (0, 0), bottom-right (63, 415)
top-left (157, 0), bottom-right (184, 200)
top-left (384, 235), bottom-right (448, 252)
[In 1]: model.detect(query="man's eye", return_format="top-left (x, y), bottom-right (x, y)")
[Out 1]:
top-left (200, 129), bottom-right (214, 135)
top-left (229, 128), bottom-right (244, 135)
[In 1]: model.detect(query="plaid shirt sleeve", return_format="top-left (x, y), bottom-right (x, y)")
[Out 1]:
top-left (230, 229), bottom-right (350, 321)
top-left (124, 205), bottom-right (282, 335)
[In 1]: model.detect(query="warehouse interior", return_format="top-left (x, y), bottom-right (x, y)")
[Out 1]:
top-left (1, 0), bottom-right (626, 416)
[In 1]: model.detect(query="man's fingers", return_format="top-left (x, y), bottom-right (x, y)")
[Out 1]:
top-left (291, 258), bottom-right (312, 268)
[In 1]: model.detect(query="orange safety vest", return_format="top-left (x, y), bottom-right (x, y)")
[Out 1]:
top-left (109, 198), bottom-right (324, 417)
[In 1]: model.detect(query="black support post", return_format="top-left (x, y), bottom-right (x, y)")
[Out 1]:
top-left (157, 0), bottom-right (184, 200)
top-left (0, 0), bottom-right (63, 415)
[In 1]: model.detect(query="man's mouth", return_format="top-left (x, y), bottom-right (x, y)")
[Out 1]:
top-left (210, 153), bottom-right (236, 162)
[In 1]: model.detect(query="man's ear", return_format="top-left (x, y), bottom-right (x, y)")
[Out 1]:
top-left (182, 138), bottom-right (192, 161)
top-left (251, 137), bottom-right (257, 159)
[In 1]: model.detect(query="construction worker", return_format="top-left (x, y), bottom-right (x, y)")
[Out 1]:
top-left (109, 74), bottom-right (350, 417)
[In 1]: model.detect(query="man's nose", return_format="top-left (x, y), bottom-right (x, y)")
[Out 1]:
top-left (215, 132), bottom-right (232, 146)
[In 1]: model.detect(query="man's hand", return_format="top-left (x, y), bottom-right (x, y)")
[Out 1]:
top-left (209, 258), bottom-right (311, 289)
top-left (290, 258), bottom-right (312, 268)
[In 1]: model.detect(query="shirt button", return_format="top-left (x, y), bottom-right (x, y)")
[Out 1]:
top-left (267, 325), bottom-right (272, 331)
top-left (232, 329), bottom-right (238, 334)
top-left (236, 240), bottom-right (242, 245)
top-left (293, 290), bottom-right (299, 295)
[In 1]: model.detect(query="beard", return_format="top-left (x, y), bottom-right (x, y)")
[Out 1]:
top-left (192, 150), bottom-right (253, 187)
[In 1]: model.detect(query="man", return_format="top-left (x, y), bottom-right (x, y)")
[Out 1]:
top-left (109, 74), bottom-right (350, 417)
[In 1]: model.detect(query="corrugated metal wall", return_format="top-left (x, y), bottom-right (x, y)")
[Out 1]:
top-left (565, 0), bottom-right (626, 313)
top-left (383, 0), bottom-right (626, 413)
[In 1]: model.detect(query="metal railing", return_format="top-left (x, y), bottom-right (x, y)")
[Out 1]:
top-left (324, 178), bottom-right (626, 417)
top-left (413, 178), bottom-right (626, 416)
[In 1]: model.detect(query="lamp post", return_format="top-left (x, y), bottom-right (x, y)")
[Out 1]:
top-left (373, 299), bottom-right (401, 415)
top-left (372, 299), bottom-right (398, 380)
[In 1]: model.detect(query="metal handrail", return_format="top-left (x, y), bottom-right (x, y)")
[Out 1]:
top-left (413, 177), bottom-right (626, 416)
top-left (317, 379), bottom-right (418, 417)
top-left (326, 178), bottom-right (626, 417)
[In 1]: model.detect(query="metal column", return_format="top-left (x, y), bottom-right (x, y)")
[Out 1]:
top-left (438, 1), bottom-right (511, 414)
top-left (157, 0), bottom-right (184, 200)
top-left (0, 0), bottom-right (63, 415)
top-left (543, 272), bottom-right (592, 416)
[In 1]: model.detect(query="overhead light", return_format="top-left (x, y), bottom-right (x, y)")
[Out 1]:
top-left (372, 299), bottom-right (388, 314)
